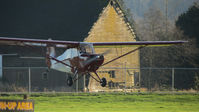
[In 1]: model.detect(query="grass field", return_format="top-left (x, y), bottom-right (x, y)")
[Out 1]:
top-left (0, 93), bottom-right (199, 112)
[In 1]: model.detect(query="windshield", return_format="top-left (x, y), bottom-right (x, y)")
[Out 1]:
top-left (80, 43), bottom-right (95, 54)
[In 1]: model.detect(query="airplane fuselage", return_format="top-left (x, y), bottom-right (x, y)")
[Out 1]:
top-left (50, 48), bottom-right (104, 75)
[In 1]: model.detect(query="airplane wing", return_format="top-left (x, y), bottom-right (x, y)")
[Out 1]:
top-left (0, 37), bottom-right (80, 48)
top-left (92, 41), bottom-right (187, 48)
top-left (0, 37), bottom-right (187, 48)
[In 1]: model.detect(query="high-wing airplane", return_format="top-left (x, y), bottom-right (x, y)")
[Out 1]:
top-left (0, 37), bottom-right (187, 87)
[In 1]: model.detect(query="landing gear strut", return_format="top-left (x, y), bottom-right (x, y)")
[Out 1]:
top-left (67, 69), bottom-right (83, 87)
top-left (89, 72), bottom-right (107, 87)
top-left (67, 69), bottom-right (78, 87)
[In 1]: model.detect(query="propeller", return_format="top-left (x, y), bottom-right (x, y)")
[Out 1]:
top-left (101, 49), bottom-right (111, 56)
top-left (82, 55), bottom-right (102, 67)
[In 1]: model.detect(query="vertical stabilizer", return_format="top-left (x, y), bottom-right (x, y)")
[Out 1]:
top-left (48, 46), bottom-right (56, 58)
top-left (46, 39), bottom-right (56, 69)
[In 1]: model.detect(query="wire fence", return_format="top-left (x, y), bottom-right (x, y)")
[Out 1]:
top-left (0, 67), bottom-right (199, 93)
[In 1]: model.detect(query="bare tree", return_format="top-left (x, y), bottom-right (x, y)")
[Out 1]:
top-left (120, 0), bottom-right (199, 90)
top-left (135, 6), bottom-right (199, 90)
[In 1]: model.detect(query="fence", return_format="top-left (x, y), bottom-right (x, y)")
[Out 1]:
top-left (0, 67), bottom-right (199, 93)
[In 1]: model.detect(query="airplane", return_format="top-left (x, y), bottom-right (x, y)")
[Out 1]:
top-left (0, 37), bottom-right (187, 87)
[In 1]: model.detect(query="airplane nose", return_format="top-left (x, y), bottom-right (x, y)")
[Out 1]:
top-left (84, 54), bottom-right (104, 72)
top-left (97, 55), bottom-right (104, 60)
top-left (100, 55), bottom-right (104, 60)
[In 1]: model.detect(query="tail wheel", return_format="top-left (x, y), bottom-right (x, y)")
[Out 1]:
top-left (100, 77), bottom-right (107, 87)
top-left (67, 76), bottom-right (73, 86)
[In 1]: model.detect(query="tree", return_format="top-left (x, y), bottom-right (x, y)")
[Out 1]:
top-left (176, 2), bottom-right (199, 45)
top-left (136, 7), bottom-right (173, 90)
top-left (176, 2), bottom-right (199, 90)
top-left (136, 6), bottom-right (199, 90)
top-left (119, 0), bottom-right (199, 90)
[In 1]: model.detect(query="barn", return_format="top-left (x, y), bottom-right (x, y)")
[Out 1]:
top-left (85, 0), bottom-right (140, 92)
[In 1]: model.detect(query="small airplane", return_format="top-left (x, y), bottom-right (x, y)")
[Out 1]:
top-left (0, 37), bottom-right (187, 87)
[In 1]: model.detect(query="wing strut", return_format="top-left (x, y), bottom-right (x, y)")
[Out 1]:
top-left (101, 45), bottom-right (147, 67)
top-left (49, 56), bottom-right (73, 68)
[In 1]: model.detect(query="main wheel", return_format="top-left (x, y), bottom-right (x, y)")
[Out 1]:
top-left (67, 76), bottom-right (73, 86)
top-left (100, 77), bottom-right (107, 87)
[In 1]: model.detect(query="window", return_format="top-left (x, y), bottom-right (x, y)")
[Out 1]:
top-left (42, 72), bottom-right (48, 80)
top-left (109, 71), bottom-right (115, 78)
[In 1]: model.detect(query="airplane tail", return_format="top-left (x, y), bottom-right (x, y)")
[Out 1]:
top-left (46, 46), bottom-right (56, 69)
top-left (46, 39), bottom-right (56, 69)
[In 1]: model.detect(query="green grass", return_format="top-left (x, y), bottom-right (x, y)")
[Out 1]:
top-left (1, 93), bottom-right (199, 112)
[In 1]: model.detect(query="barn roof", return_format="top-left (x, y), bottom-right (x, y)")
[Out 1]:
top-left (110, 0), bottom-right (136, 37)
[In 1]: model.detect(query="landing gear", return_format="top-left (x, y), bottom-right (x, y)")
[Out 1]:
top-left (100, 77), bottom-right (107, 87)
top-left (66, 69), bottom-right (83, 87)
top-left (67, 71), bottom-right (107, 87)
top-left (67, 69), bottom-right (78, 87)
top-left (67, 76), bottom-right (73, 86)
top-left (89, 72), bottom-right (107, 87)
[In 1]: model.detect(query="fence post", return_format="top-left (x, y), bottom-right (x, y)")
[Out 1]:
top-left (76, 74), bottom-right (78, 92)
top-left (28, 67), bottom-right (31, 94)
top-left (139, 69), bottom-right (141, 89)
top-left (172, 68), bottom-right (175, 91)
top-left (149, 68), bottom-right (152, 91)
top-left (83, 75), bottom-right (85, 92)
top-left (125, 62), bottom-right (127, 94)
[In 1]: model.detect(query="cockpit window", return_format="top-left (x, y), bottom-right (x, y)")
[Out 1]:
top-left (80, 46), bottom-right (86, 53)
top-left (80, 43), bottom-right (95, 54)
